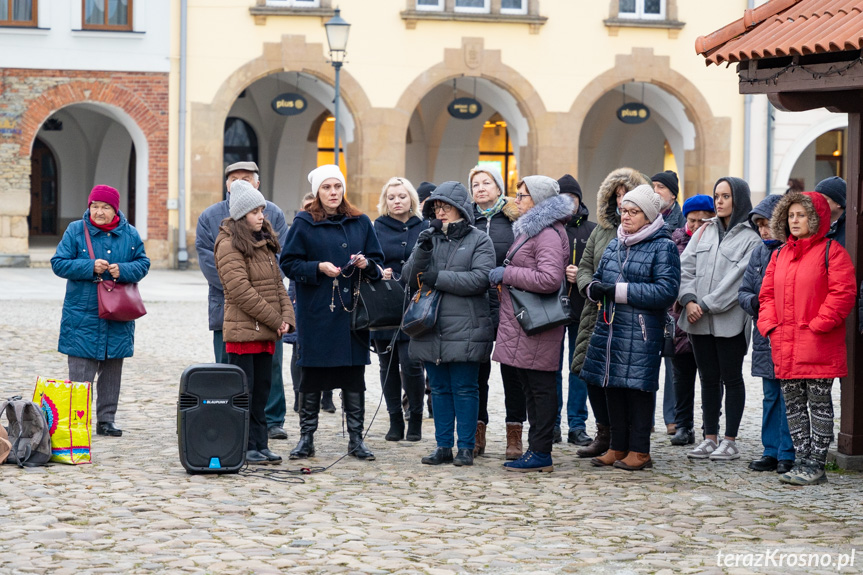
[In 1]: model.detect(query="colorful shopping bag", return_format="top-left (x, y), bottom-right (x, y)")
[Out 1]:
top-left (32, 377), bottom-right (92, 464)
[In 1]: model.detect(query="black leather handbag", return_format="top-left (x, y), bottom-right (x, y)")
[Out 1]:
top-left (401, 279), bottom-right (441, 338)
top-left (351, 277), bottom-right (406, 332)
top-left (504, 231), bottom-right (571, 336)
top-left (508, 282), bottom-right (572, 336)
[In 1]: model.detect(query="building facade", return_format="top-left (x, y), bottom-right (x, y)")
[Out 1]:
top-left (0, 0), bottom-right (172, 266)
top-left (2, 0), bottom-right (844, 267)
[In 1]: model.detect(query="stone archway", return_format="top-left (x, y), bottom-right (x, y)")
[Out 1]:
top-left (12, 78), bottom-right (167, 262)
top-left (189, 35), bottom-right (374, 221)
top-left (392, 37), bottom-right (548, 183)
top-left (569, 47), bottom-right (731, 197)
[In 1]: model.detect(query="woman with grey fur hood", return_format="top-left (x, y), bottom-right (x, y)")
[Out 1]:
top-left (489, 176), bottom-right (571, 473)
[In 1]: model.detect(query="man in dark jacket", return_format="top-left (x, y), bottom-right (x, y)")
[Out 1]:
top-left (738, 193), bottom-right (794, 474)
top-left (195, 161), bottom-right (292, 440)
top-left (553, 175), bottom-right (597, 446)
top-left (652, 170), bottom-right (685, 232)
top-left (816, 176), bottom-right (846, 247)
top-left (652, 170), bottom-right (684, 434)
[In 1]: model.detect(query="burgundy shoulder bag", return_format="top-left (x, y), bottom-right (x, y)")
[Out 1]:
top-left (84, 226), bottom-right (147, 322)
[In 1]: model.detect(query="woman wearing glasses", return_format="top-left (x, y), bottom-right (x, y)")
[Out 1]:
top-left (489, 176), bottom-right (572, 472)
top-left (581, 185), bottom-right (681, 470)
top-left (401, 181), bottom-right (496, 467)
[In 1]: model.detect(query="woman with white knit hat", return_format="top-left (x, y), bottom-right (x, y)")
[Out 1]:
top-left (279, 165), bottom-right (385, 462)
top-left (580, 185), bottom-right (681, 471)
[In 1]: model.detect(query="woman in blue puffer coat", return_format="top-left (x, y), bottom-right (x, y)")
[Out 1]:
top-left (580, 185), bottom-right (680, 470)
top-left (51, 185), bottom-right (151, 438)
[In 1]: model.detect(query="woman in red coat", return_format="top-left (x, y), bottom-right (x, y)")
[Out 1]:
top-left (758, 191), bottom-right (856, 486)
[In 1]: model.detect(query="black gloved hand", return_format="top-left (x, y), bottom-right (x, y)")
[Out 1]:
top-left (421, 270), bottom-right (439, 288)
top-left (416, 228), bottom-right (436, 251)
top-left (588, 282), bottom-right (616, 302)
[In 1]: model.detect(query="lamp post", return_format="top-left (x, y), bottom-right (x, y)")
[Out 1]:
top-left (324, 8), bottom-right (350, 168)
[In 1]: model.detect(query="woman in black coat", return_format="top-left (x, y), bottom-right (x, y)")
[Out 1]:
top-left (468, 165), bottom-right (525, 461)
top-left (372, 177), bottom-right (429, 442)
top-left (280, 165), bottom-right (384, 462)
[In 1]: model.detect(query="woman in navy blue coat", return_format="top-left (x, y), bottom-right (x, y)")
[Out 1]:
top-left (580, 185), bottom-right (680, 470)
top-left (372, 177), bottom-right (429, 443)
top-left (51, 185), bottom-right (150, 437)
top-left (279, 165), bottom-right (384, 461)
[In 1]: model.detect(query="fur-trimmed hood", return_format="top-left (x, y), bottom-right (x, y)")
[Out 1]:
top-left (473, 196), bottom-right (521, 223)
top-left (596, 168), bottom-right (651, 230)
top-left (770, 191), bottom-right (831, 243)
top-left (512, 194), bottom-right (574, 238)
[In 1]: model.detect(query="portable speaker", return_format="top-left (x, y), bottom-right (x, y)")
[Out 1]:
top-left (177, 363), bottom-right (249, 474)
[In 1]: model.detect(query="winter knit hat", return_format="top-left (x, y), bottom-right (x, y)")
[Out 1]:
top-left (682, 194), bottom-right (715, 218)
top-left (815, 176), bottom-right (846, 208)
top-left (651, 170), bottom-right (679, 197)
top-left (308, 164), bottom-right (346, 197)
top-left (229, 180), bottom-right (266, 221)
top-left (521, 175), bottom-right (560, 206)
top-left (468, 165), bottom-right (506, 199)
top-left (557, 174), bottom-right (583, 201)
top-left (417, 181), bottom-right (436, 203)
top-left (622, 184), bottom-right (663, 223)
top-left (88, 185), bottom-right (120, 213)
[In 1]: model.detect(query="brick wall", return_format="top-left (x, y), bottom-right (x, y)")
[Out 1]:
top-left (0, 69), bottom-right (169, 263)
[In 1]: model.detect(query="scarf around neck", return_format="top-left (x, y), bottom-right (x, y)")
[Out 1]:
top-left (477, 196), bottom-right (505, 220)
top-left (90, 215), bottom-right (120, 232)
top-left (616, 215), bottom-right (665, 246)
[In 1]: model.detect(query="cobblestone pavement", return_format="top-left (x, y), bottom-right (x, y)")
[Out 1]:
top-left (0, 269), bottom-right (861, 574)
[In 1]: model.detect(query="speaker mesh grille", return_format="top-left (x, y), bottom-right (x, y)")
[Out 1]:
top-left (179, 393), bottom-right (198, 411)
top-left (233, 394), bottom-right (250, 410)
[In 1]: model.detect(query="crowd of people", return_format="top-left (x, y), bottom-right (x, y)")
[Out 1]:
top-left (51, 162), bottom-right (861, 485)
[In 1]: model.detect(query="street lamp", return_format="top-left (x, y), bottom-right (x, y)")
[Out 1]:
top-left (324, 8), bottom-right (350, 168)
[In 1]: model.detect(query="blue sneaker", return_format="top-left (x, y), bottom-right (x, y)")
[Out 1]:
top-left (503, 450), bottom-right (553, 472)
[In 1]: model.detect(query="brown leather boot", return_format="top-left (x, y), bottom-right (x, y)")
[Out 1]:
top-left (474, 421), bottom-right (486, 457)
top-left (505, 422), bottom-right (523, 460)
top-left (613, 451), bottom-right (653, 470)
top-left (590, 449), bottom-right (627, 467)
top-left (577, 423), bottom-right (610, 458)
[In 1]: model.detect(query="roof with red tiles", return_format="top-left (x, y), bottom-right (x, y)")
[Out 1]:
top-left (696, 0), bottom-right (863, 66)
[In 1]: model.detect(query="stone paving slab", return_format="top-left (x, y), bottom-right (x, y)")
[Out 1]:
top-left (0, 269), bottom-right (861, 574)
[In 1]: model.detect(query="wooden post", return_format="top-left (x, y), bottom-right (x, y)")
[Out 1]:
top-left (838, 112), bottom-right (863, 461)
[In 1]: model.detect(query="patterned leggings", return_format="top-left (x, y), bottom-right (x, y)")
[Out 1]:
top-left (779, 378), bottom-right (834, 463)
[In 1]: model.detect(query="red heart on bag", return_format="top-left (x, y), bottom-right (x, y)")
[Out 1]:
top-left (76, 410), bottom-right (85, 419)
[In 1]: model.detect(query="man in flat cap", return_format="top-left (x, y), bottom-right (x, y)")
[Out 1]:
top-left (195, 162), bottom-right (292, 441)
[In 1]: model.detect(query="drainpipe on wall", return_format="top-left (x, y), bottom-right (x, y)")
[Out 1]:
top-left (176, 0), bottom-right (189, 270)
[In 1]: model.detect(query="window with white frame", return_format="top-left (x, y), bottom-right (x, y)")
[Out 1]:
top-left (618, 0), bottom-right (664, 19)
top-left (415, 0), bottom-right (443, 10)
top-left (501, 0), bottom-right (527, 15)
top-left (265, 0), bottom-right (320, 7)
top-left (454, 0), bottom-right (489, 14)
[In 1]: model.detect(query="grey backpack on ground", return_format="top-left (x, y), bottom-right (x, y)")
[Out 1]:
top-left (0, 396), bottom-right (51, 467)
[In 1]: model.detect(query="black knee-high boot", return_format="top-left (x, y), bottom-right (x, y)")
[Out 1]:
top-left (289, 392), bottom-right (320, 459)
top-left (343, 391), bottom-right (375, 460)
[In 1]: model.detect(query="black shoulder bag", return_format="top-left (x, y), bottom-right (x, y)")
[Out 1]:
top-left (504, 228), bottom-right (572, 336)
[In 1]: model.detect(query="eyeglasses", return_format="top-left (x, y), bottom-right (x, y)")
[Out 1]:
top-left (433, 203), bottom-right (454, 213)
top-left (515, 193), bottom-right (531, 201)
top-left (619, 208), bottom-right (644, 218)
